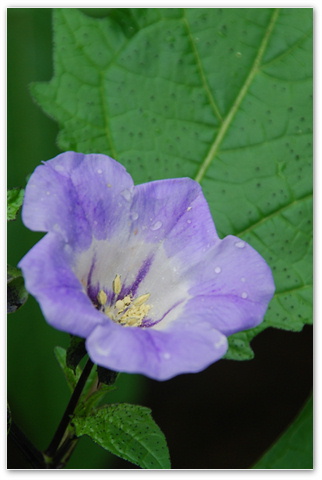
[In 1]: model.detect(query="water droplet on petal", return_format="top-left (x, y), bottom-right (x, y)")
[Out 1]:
top-left (235, 241), bottom-right (246, 249)
top-left (215, 266), bottom-right (221, 274)
top-left (121, 189), bottom-right (131, 201)
top-left (131, 212), bottom-right (139, 221)
top-left (97, 169), bottom-right (103, 174)
top-left (241, 277), bottom-right (246, 283)
top-left (46, 191), bottom-right (50, 195)
top-left (241, 292), bottom-right (248, 299)
top-left (214, 337), bottom-right (227, 349)
top-left (163, 352), bottom-right (171, 359)
top-left (151, 220), bottom-right (162, 231)
top-left (64, 244), bottom-right (72, 254)
top-left (54, 164), bottom-right (64, 172)
top-left (187, 219), bottom-right (192, 224)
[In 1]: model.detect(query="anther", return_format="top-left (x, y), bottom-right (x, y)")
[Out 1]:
top-left (113, 274), bottom-right (122, 295)
top-left (132, 293), bottom-right (150, 306)
top-left (115, 299), bottom-right (125, 311)
top-left (97, 290), bottom-right (107, 306)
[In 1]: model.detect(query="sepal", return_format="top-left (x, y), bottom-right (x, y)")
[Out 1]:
top-left (54, 346), bottom-right (115, 409)
top-left (97, 366), bottom-right (118, 386)
top-left (66, 336), bottom-right (87, 373)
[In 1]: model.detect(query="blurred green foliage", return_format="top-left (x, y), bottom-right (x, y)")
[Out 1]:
top-left (254, 394), bottom-right (313, 469)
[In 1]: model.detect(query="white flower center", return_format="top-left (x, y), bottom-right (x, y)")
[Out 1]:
top-left (97, 274), bottom-right (152, 327)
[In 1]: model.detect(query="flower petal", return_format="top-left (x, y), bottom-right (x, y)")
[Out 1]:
top-left (130, 178), bottom-right (220, 266)
top-left (18, 232), bottom-right (104, 337)
top-left (22, 152), bottom-right (134, 249)
top-left (185, 235), bottom-right (275, 335)
top-left (86, 319), bottom-right (228, 381)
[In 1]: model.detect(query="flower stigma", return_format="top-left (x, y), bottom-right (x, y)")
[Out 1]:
top-left (97, 275), bottom-right (152, 328)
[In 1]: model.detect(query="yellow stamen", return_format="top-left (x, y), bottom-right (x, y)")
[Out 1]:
top-left (115, 299), bottom-right (125, 311)
top-left (113, 274), bottom-right (122, 295)
top-left (123, 316), bottom-right (143, 327)
top-left (97, 290), bottom-right (107, 306)
top-left (102, 275), bottom-right (152, 328)
top-left (132, 293), bottom-right (151, 306)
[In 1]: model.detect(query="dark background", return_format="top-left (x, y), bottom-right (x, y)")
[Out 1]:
top-left (7, 8), bottom-right (313, 469)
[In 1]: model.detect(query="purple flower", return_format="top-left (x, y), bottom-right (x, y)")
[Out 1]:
top-left (19, 152), bottom-right (275, 381)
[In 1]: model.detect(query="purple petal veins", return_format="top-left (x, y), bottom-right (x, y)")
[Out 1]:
top-left (19, 152), bottom-right (275, 380)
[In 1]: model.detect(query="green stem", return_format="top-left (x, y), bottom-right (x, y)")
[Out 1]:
top-left (44, 358), bottom-right (94, 466)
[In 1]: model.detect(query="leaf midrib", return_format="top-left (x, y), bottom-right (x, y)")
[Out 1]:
top-left (194, 8), bottom-right (280, 184)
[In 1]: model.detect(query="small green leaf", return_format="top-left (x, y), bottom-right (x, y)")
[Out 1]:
top-left (7, 187), bottom-right (24, 221)
top-left (253, 395), bottom-right (313, 469)
top-left (54, 346), bottom-right (82, 391)
top-left (72, 403), bottom-right (171, 469)
top-left (7, 264), bottom-right (28, 313)
top-left (7, 264), bottom-right (22, 283)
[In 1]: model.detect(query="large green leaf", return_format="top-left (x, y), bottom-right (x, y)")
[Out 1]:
top-left (31, 8), bottom-right (313, 359)
top-left (253, 394), bottom-right (313, 469)
top-left (72, 403), bottom-right (171, 469)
